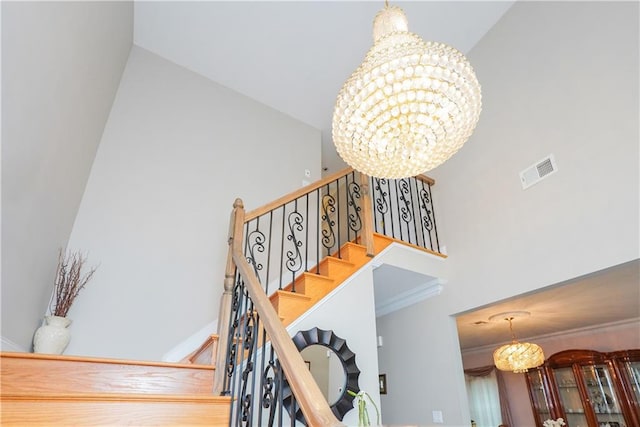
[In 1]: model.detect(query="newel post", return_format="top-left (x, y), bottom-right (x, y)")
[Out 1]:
top-left (213, 198), bottom-right (245, 395)
top-left (359, 173), bottom-right (375, 257)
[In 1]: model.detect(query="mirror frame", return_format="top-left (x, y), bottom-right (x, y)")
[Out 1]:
top-left (283, 327), bottom-right (361, 423)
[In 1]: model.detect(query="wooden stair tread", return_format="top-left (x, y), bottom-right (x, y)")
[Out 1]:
top-left (0, 352), bottom-right (230, 426)
top-left (1, 352), bottom-right (215, 396)
top-left (2, 391), bottom-right (232, 402)
top-left (0, 351), bottom-right (215, 369)
top-left (2, 396), bottom-right (231, 426)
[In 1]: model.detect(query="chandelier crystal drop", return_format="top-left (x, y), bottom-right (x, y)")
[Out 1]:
top-left (493, 317), bottom-right (545, 373)
top-left (332, 5), bottom-right (482, 179)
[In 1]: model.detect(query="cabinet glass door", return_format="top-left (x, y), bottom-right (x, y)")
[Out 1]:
top-left (554, 367), bottom-right (588, 427)
top-left (528, 369), bottom-right (553, 425)
top-left (623, 361), bottom-right (640, 403)
top-left (581, 365), bottom-right (627, 427)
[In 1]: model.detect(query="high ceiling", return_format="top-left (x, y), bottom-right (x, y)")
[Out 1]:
top-left (132, 2), bottom-right (638, 352)
top-left (133, 0), bottom-right (515, 173)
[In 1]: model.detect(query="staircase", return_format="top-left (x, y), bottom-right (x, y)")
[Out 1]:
top-left (0, 352), bottom-right (230, 426)
top-left (0, 168), bottom-right (443, 427)
top-left (271, 234), bottom-right (393, 327)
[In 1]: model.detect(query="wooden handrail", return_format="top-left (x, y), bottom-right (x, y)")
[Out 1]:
top-left (244, 167), bottom-right (355, 221)
top-left (415, 174), bottom-right (436, 186)
top-left (245, 167), bottom-right (435, 221)
top-left (232, 249), bottom-right (344, 427)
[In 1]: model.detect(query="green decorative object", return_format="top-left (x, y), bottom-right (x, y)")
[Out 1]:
top-left (347, 390), bottom-right (380, 427)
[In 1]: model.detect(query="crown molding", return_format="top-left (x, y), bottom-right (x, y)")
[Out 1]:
top-left (375, 278), bottom-right (443, 317)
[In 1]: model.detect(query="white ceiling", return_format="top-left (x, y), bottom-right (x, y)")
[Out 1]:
top-left (456, 259), bottom-right (640, 350)
top-left (133, 0), bottom-right (515, 173)
top-left (131, 1), bottom-right (639, 352)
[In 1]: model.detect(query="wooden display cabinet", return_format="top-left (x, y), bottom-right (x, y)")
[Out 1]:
top-left (610, 350), bottom-right (640, 425)
top-left (525, 349), bottom-right (640, 427)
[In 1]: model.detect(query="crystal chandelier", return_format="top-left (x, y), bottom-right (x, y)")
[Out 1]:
top-left (493, 316), bottom-right (545, 373)
top-left (332, 3), bottom-right (482, 179)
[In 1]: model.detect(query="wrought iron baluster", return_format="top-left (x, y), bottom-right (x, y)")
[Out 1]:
top-left (223, 274), bottom-right (242, 396)
top-left (336, 179), bottom-right (342, 258)
top-left (264, 347), bottom-right (280, 426)
top-left (256, 324), bottom-right (268, 424)
top-left (398, 178), bottom-right (414, 242)
top-left (304, 194), bottom-right (309, 272)
top-left (265, 211), bottom-right (274, 295)
top-left (387, 178), bottom-right (397, 239)
top-left (418, 180), bottom-right (435, 250)
top-left (346, 173), bottom-right (362, 244)
top-left (285, 199), bottom-right (304, 291)
top-left (278, 205), bottom-right (285, 290)
top-left (316, 190), bottom-right (321, 275)
top-left (427, 183), bottom-right (440, 252)
top-left (412, 178), bottom-right (427, 248)
top-left (230, 279), bottom-right (250, 425)
top-left (246, 220), bottom-right (266, 282)
top-left (321, 185), bottom-right (336, 253)
top-left (408, 178), bottom-right (420, 246)
top-left (277, 358), bottom-right (284, 426)
top-left (373, 177), bottom-right (389, 235)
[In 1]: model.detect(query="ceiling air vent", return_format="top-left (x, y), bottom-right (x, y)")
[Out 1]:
top-left (520, 154), bottom-right (558, 189)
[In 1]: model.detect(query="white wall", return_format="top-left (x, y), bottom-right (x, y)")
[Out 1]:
top-left (375, 245), bottom-right (458, 426)
top-left (65, 46), bottom-right (321, 360)
top-left (376, 2), bottom-right (639, 426)
top-left (1, 1), bottom-right (132, 351)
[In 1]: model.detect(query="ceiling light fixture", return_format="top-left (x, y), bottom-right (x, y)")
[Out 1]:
top-left (491, 312), bottom-right (545, 373)
top-left (332, 2), bottom-right (482, 179)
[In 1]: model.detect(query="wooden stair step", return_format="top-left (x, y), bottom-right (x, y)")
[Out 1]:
top-left (337, 242), bottom-right (370, 267)
top-left (2, 392), bottom-right (231, 426)
top-left (271, 290), bottom-right (312, 326)
top-left (296, 272), bottom-right (337, 303)
top-left (0, 352), bottom-right (215, 396)
top-left (318, 256), bottom-right (356, 282)
top-left (372, 232), bottom-right (394, 253)
top-left (181, 334), bottom-right (219, 366)
top-left (0, 352), bottom-right (229, 426)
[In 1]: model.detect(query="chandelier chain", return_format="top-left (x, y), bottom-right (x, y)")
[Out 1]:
top-left (508, 317), bottom-right (517, 342)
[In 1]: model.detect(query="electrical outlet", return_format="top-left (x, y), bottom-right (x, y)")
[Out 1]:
top-left (432, 410), bottom-right (444, 423)
top-left (304, 169), bottom-right (311, 178)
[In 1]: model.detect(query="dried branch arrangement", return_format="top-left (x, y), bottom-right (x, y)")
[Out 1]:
top-left (50, 249), bottom-right (97, 318)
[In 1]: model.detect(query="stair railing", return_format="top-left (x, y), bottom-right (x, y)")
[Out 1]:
top-left (215, 198), bottom-right (344, 426)
top-left (369, 174), bottom-right (441, 253)
top-left (214, 167), bottom-right (442, 426)
top-left (242, 168), bottom-right (373, 295)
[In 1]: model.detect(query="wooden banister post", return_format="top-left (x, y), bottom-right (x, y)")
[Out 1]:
top-left (359, 173), bottom-right (375, 257)
top-left (213, 198), bottom-right (245, 395)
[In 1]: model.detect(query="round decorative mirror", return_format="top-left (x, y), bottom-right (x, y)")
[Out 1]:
top-left (283, 327), bottom-right (361, 423)
top-left (300, 344), bottom-right (345, 405)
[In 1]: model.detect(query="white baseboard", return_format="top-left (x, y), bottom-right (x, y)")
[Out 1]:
top-left (1, 335), bottom-right (28, 352)
top-left (162, 319), bottom-right (218, 362)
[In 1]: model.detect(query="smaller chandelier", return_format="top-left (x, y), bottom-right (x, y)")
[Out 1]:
top-left (332, 3), bottom-right (482, 179)
top-left (492, 315), bottom-right (544, 373)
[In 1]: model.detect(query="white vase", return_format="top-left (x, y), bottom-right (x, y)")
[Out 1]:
top-left (33, 315), bottom-right (72, 354)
